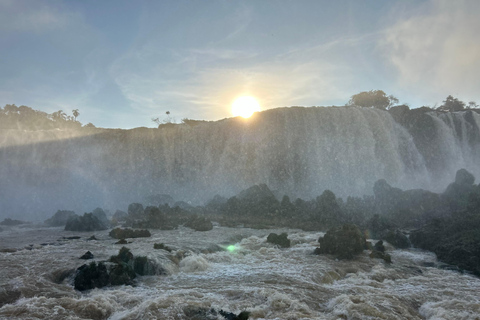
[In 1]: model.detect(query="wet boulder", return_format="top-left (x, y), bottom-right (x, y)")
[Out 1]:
top-left (374, 240), bottom-right (385, 253)
top-left (65, 213), bottom-right (108, 232)
top-left (109, 228), bottom-right (151, 239)
top-left (369, 250), bottom-right (392, 263)
top-left (80, 251), bottom-right (94, 259)
top-left (112, 210), bottom-right (128, 224)
top-left (443, 169), bottom-right (477, 211)
top-left (74, 262), bottom-right (109, 291)
top-left (184, 215), bottom-right (213, 231)
top-left (44, 210), bottom-right (77, 227)
top-left (92, 208), bottom-right (110, 228)
top-left (316, 224), bottom-right (366, 259)
top-left (384, 229), bottom-right (410, 249)
top-left (266, 232), bottom-right (290, 248)
top-left (0, 218), bottom-right (28, 226)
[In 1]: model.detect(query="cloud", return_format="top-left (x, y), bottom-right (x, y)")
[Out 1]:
top-left (381, 0), bottom-right (480, 104)
top-left (0, 0), bottom-right (72, 33)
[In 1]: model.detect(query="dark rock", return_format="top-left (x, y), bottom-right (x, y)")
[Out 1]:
top-left (108, 247), bottom-right (136, 285)
top-left (115, 239), bottom-right (128, 244)
top-left (127, 203), bottom-right (145, 218)
top-left (109, 262), bottom-right (136, 286)
top-left (109, 228), bottom-right (151, 239)
top-left (63, 236), bottom-right (81, 240)
top-left (184, 215), bottom-right (213, 231)
top-left (455, 168), bottom-right (475, 185)
top-left (153, 243), bottom-right (172, 252)
top-left (92, 208), bottom-right (110, 228)
top-left (87, 235), bottom-right (98, 241)
top-left (410, 214), bottom-right (480, 276)
top-left (44, 210), bottom-right (77, 227)
top-left (384, 230), bottom-right (410, 249)
top-left (316, 224), bottom-right (366, 259)
top-left (80, 251), bottom-right (94, 259)
top-left (112, 210), bottom-right (128, 223)
top-left (266, 232), bottom-right (290, 248)
top-left (219, 310), bottom-right (250, 320)
top-left (0, 218), bottom-right (28, 226)
top-left (50, 268), bottom-right (75, 284)
top-left (74, 262), bottom-right (110, 291)
top-left (369, 250), bottom-right (392, 263)
top-left (65, 213), bottom-right (108, 232)
top-left (443, 169), bottom-right (477, 211)
top-left (374, 240), bottom-right (385, 253)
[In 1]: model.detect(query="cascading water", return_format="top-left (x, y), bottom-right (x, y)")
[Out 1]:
top-left (1, 107), bottom-right (479, 220)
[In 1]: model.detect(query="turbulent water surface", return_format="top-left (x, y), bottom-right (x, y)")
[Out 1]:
top-left (1, 225), bottom-right (479, 320)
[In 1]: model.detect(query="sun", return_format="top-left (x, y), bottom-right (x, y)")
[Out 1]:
top-left (231, 96), bottom-right (261, 118)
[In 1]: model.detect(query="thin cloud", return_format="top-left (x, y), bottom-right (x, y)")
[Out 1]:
top-left (381, 0), bottom-right (480, 104)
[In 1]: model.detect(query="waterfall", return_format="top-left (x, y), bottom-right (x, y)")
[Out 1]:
top-left (1, 107), bottom-right (479, 220)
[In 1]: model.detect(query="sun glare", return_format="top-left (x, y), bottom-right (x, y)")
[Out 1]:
top-left (231, 96), bottom-right (261, 118)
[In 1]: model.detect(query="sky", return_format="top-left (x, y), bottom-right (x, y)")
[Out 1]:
top-left (1, 0), bottom-right (479, 129)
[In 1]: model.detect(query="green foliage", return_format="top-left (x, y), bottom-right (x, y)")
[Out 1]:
top-left (348, 90), bottom-right (398, 110)
top-left (0, 104), bottom-right (83, 130)
top-left (437, 95), bottom-right (465, 112)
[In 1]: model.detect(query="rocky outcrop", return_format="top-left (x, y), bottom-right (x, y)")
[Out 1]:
top-left (184, 215), bottom-right (213, 231)
top-left (266, 232), bottom-right (290, 248)
top-left (74, 262), bottom-right (110, 291)
top-left (109, 228), bottom-right (151, 239)
top-left (65, 213), bottom-right (107, 232)
top-left (315, 224), bottom-right (367, 259)
top-left (0, 218), bottom-right (28, 226)
top-left (44, 210), bottom-right (77, 227)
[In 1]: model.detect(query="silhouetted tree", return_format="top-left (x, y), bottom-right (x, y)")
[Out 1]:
top-left (348, 90), bottom-right (398, 110)
top-left (72, 109), bottom-right (80, 121)
top-left (437, 95), bottom-right (465, 112)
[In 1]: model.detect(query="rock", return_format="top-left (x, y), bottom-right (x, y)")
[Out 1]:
top-left (74, 262), bottom-right (110, 291)
top-left (112, 210), bottom-right (128, 223)
top-left (369, 250), bottom-right (392, 263)
top-left (455, 168), bottom-right (475, 185)
top-left (443, 169), bottom-right (477, 211)
top-left (410, 215), bottom-right (480, 276)
top-left (115, 239), bottom-right (128, 244)
top-left (384, 230), bottom-right (410, 249)
top-left (184, 215), bottom-right (213, 231)
top-left (374, 240), bottom-right (385, 253)
top-left (109, 228), bottom-right (151, 239)
top-left (316, 224), bottom-right (366, 259)
top-left (154, 243), bottom-right (172, 252)
top-left (109, 247), bottom-right (136, 285)
top-left (127, 203), bottom-right (145, 218)
top-left (80, 251), bottom-right (94, 259)
top-left (92, 208), bottom-right (110, 228)
top-left (87, 235), bottom-right (98, 241)
top-left (266, 232), bottom-right (290, 248)
top-left (109, 262), bottom-right (136, 286)
top-left (65, 213), bottom-right (108, 232)
top-left (44, 210), bottom-right (77, 227)
top-left (0, 218), bottom-right (28, 226)
top-left (182, 306), bottom-right (250, 320)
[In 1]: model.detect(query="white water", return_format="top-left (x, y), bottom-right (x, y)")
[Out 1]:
top-left (1, 108), bottom-right (480, 220)
top-left (1, 225), bottom-right (479, 319)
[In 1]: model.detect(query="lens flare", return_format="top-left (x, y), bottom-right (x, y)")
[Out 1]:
top-left (227, 245), bottom-right (236, 252)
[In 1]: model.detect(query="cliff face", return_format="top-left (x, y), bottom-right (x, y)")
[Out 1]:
top-left (1, 107), bottom-right (479, 220)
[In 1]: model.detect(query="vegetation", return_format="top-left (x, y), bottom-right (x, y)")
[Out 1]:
top-left (0, 104), bottom-right (86, 130)
top-left (347, 90), bottom-right (399, 110)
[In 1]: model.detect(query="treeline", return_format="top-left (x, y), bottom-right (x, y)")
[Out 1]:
top-left (0, 104), bottom-right (94, 130)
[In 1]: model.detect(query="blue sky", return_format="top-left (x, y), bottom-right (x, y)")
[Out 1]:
top-left (1, 0), bottom-right (479, 128)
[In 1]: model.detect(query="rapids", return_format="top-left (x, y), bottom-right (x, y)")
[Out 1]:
top-left (1, 225), bottom-right (479, 319)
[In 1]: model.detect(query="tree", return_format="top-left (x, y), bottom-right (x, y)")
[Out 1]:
top-left (348, 90), bottom-right (398, 110)
top-left (72, 109), bottom-right (80, 121)
top-left (437, 95), bottom-right (465, 112)
top-left (468, 101), bottom-right (478, 109)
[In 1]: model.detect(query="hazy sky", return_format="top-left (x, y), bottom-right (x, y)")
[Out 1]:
top-left (1, 0), bottom-right (479, 128)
